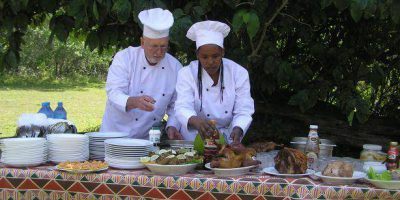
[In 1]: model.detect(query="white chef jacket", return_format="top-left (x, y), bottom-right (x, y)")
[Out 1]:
top-left (175, 58), bottom-right (254, 143)
top-left (100, 46), bottom-right (182, 139)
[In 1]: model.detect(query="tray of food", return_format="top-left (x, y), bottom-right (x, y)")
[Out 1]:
top-left (365, 168), bottom-right (400, 189)
top-left (262, 147), bottom-right (314, 177)
top-left (315, 160), bottom-right (366, 185)
top-left (206, 144), bottom-right (261, 177)
top-left (140, 148), bottom-right (203, 175)
top-left (55, 160), bottom-right (108, 173)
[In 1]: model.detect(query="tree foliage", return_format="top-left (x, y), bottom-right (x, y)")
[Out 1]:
top-left (0, 0), bottom-right (399, 124)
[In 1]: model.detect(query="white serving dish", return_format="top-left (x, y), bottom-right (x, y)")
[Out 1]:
top-left (55, 165), bottom-right (108, 174)
top-left (366, 178), bottom-right (400, 190)
top-left (314, 171), bottom-right (366, 185)
top-left (263, 167), bottom-right (314, 177)
top-left (145, 163), bottom-right (197, 176)
top-left (205, 163), bottom-right (255, 177)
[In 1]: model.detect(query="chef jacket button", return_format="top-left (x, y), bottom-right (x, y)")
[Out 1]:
top-left (162, 93), bottom-right (165, 96)
top-left (225, 111), bottom-right (228, 114)
top-left (162, 67), bottom-right (165, 69)
top-left (153, 118), bottom-right (156, 121)
top-left (206, 88), bottom-right (209, 91)
top-left (143, 67), bottom-right (146, 69)
top-left (140, 91), bottom-right (143, 93)
top-left (135, 118), bottom-right (138, 121)
top-left (207, 114), bottom-right (210, 117)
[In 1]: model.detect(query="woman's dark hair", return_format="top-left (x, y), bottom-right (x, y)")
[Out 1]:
top-left (197, 59), bottom-right (224, 112)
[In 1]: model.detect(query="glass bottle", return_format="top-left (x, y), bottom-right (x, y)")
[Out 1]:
top-left (149, 127), bottom-right (161, 152)
top-left (203, 120), bottom-right (219, 164)
top-left (387, 141), bottom-right (399, 170)
top-left (304, 125), bottom-right (320, 170)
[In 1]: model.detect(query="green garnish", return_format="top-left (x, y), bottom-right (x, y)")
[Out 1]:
top-left (367, 167), bottom-right (392, 181)
top-left (194, 134), bottom-right (205, 155)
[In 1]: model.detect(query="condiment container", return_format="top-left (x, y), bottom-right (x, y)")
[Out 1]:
top-left (360, 144), bottom-right (386, 162)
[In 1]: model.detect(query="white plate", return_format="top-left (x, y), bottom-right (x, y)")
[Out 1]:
top-left (3, 161), bottom-right (45, 167)
top-left (106, 160), bottom-right (141, 166)
top-left (55, 165), bottom-right (108, 174)
top-left (108, 163), bottom-right (145, 169)
top-left (263, 167), bottom-right (314, 177)
top-left (145, 163), bottom-right (197, 176)
top-left (1, 155), bottom-right (47, 160)
top-left (105, 146), bottom-right (151, 151)
top-left (50, 158), bottom-right (89, 163)
top-left (1, 138), bottom-right (46, 143)
top-left (47, 134), bottom-right (88, 139)
top-left (105, 146), bottom-right (150, 151)
top-left (314, 171), bottom-right (366, 185)
top-left (205, 163), bottom-right (255, 177)
top-left (104, 138), bottom-right (152, 147)
top-left (365, 178), bottom-right (400, 190)
top-left (86, 132), bottom-right (129, 138)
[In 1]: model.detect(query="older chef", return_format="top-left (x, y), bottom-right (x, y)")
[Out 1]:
top-left (101, 8), bottom-right (183, 140)
top-left (175, 21), bottom-right (255, 144)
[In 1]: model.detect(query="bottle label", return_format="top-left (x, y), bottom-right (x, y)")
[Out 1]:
top-left (306, 152), bottom-right (318, 170)
top-left (149, 130), bottom-right (161, 143)
top-left (388, 146), bottom-right (399, 161)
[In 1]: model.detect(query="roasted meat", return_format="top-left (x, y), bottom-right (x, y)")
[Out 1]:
top-left (210, 144), bottom-right (261, 168)
top-left (274, 147), bottom-right (308, 174)
top-left (322, 161), bottom-right (353, 177)
top-left (249, 141), bottom-right (279, 153)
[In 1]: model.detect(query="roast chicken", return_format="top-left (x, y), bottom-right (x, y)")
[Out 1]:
top-left (249, 141), bottom-right (280, 153)
top-left (210, 144), bottom-right (261, 168)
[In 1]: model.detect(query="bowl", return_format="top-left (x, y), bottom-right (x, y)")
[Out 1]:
top-left (290, 137), bottom-right (336, 157)
top-left (366, 178), bottom-right (400, 190)
top-left (144, 163), bottom-right (197, 176)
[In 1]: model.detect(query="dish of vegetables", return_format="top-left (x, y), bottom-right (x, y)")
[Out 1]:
top-left (140, 148), bottom-right (203, 165)
top-left (365, 167), bottom-right (400, 189)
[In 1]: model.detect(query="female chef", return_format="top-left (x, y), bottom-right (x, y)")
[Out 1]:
top-left (175, 20), bottom-right (254, 144)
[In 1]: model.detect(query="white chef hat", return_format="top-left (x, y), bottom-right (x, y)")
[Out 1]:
top-left (138, 8), bottom-right (174, 39)
top-left (186, 20), bottom-right (230, 49)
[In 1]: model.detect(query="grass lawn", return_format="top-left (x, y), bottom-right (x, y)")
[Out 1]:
top-left (0, 77), bottom-right (107, 138)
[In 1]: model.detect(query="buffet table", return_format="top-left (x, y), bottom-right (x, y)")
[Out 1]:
top-left (0, 164), bottom-right (399, 200)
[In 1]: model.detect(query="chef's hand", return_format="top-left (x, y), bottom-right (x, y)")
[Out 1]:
top-left (166, 126), bottom-right (183, 140)
top-left (230, 126), bottom-right (243, 145)
top-left (126, 95), bottom-right (156, 111)
top-left (188, 116), bottom-right (215, 139)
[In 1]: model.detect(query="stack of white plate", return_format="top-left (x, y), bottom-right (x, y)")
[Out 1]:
top-left (0, 138), bottom-right (47, 167)
top-left (104, 138), bottom-right (152, 169)
top-left (85, 132), bottom-right (129, 160)
top-left (47, 134), bottom-right (89, 163)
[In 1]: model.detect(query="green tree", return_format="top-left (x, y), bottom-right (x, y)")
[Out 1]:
top-left (1, 0), bottom-right (399, 147)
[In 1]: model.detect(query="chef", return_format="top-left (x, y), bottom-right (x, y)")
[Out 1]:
top-left (175, 20), bottom-right (255, 144)
top-left (101, 8), bottom-right (182, 140)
